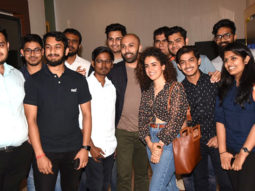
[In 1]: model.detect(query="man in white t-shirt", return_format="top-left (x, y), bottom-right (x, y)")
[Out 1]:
top-left (63, 28), bottom-right (90, 77)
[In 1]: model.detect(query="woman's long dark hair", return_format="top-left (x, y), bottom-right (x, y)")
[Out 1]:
top-left (136, 47), bottom-right (177, 91)
top-left (219, 42), bottom-right (255, 107)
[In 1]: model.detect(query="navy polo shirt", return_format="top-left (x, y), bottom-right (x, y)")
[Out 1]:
top-left (24, 65), bottom-right (91, 152)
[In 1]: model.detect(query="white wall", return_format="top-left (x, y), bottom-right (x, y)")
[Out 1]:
top-left (54, 0), bottom-right (246, 60)
top-left (28, 0), bottom-right (46, 37)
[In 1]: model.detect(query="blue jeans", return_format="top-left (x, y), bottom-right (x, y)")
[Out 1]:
top-left (147, 126), bottom-right (178, 191)
top-left (27, 165), bottom-right (62, 191)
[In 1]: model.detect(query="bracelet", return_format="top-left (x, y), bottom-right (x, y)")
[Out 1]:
top-left (219, 151), bottom-right (227, 155)
top-left (36, 153), bottom-right (45, 159)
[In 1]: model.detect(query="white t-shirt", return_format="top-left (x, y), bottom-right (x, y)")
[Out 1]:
top-left (65, 55), bottom-right (91, 77)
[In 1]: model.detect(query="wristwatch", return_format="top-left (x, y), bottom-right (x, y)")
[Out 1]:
top-left (242, 147), bottom-right (250, 153)
top-left (81, 145), bottom-right (91, 151)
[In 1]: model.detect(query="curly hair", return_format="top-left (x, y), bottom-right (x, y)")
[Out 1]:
top-left (136, 47), bottom-right (177, 90)
top-left (219, 42), bottom-right (255, 108)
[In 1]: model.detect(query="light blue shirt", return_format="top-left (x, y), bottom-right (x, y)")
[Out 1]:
top-left (0, 63), bottom-right (28, 147)
top-left (172, 54), bottom-right (216, 82)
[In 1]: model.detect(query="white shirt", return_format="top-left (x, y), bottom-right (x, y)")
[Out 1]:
top-left (65, 55), bottom-right (91, 77)
top-left (212, 49), bottom-right (255, 72)
top-left (0, 63), bottom-right (28, 147)
top-left (87, 72), bottom-right (117, 157)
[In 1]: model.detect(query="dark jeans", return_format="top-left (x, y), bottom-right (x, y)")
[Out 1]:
top-left (116, 129), bottom-right (149, 191)
top-left (0, 141), bottom-right (32, 191)
top-left (85, 154), bottom-right (115, 191)
top-left (227, 150), bottom-right (255, 191)
top-left (33, 150), bottom-right (82, 191)
top-left (183, 143), bottom-right (232, 191)
top-left (110, 159), bottom-right (117, 191)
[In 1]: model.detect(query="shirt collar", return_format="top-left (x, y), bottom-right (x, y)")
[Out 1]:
top-left (43, 64), bottom-right (70, 77)
top-left (3, 62), bottom-right (14, 76)
top-left (90, 71), bottom-right (112, 87)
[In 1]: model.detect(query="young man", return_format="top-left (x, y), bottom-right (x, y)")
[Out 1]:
top-left (167, 26), bottom-right (218, 82)
top-left (20, 34), bottom-right (44, 80)
top-left (20, 34), bottom-right (61, 191)
top-left (153, 26), bottom-right (171, 58)
top-left (24, 31), bottom-right (92, 191)
top-left (176, 46), bottom-right (232, 191)
top-left (85, 46), bottom-right (117, 191)
top-left (0, 28), bottom-right (32, 191)
top-left (105, 23), bottom-right (127, 64)
top-left (211, 19), bottom-right (237, 71)
top-left (63, 28), bottom-right (91, 77)
top-left (108, 34), bottom-right (149, 191)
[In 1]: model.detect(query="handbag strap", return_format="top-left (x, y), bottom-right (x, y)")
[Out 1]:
top-left (167, 81), bottom-right (191, 122)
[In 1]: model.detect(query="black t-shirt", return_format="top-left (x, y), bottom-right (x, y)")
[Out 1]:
top-left (24, 65), bottom-right (91, 152)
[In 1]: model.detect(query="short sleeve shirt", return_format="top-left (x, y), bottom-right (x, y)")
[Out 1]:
top-left (24, 65), bottom-right (91, 152)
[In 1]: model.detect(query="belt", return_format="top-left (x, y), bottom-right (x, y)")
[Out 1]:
top-left (150, 123), bottom-right (166, 128)
top-left (0, 146), bottom-right (16, 152)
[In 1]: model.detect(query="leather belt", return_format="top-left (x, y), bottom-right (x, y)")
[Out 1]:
top-left (150, 123), bottom-right (166, 128)
top-left (0, 146), bottom-right (16, 152)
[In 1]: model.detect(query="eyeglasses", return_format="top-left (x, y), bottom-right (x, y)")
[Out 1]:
top-left (95, 59), bottom-right (112, 64)
top-left (24, 48), bottom-right (42, 55)
top-left (215, 33), bottom-right (232, 41)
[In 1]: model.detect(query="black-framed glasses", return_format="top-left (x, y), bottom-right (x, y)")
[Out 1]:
top-left (24, 48), bottom-right (42, 55)
top-left (215, 33), bottom-right (232, 41)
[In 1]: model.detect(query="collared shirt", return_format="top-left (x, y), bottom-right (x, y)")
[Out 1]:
top-left (172, 54), bottom-right (216, 82)
top-left (65, 55), bottom-right (91, 77)
top-left (139, 82), bottom-right (188, 145)
top-left (87, 72), bottom-right (117, 157)
top-left (24, 65), bottom-right (91, 152)
top-left (182, 72), bottom-right (217, 143)
top-left (0, 63), bottom-right (28, 147)
top-left (215, 84), bottom-right (255, 152)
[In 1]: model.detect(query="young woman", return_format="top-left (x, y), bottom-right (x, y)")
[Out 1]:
top-left (216, 42), bottom-right (255, 191)
top-left (136, 47), bottom-right (188, 191)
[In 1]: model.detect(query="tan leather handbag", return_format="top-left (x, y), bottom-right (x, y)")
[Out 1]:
top-left (168, 82), bottom-right (201, 175)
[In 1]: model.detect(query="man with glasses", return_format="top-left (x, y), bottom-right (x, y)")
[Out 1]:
top-left (20, 34), bottom-right (44, 80)
top-left (153, 26), bottom-right (172, 59)
top-left (211, 19), bottom-right (237, 71)
top-left (63, 28), bottom-right (91, 77)
top-left (85, 46), bottom-right (117, 191)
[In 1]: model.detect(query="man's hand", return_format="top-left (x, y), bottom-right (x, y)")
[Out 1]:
top-left (232, 151), bottom-right (248, 171)
top-left (207, 136), bottom-right (218, 148)
top-left (90, 146), bottom-right (105, 163)
top-left (220, 152), bottom-right (234, 170)
top-left (37, 155), bottom-right (53, 174)
top-left (76, 66), bottom-right (86, 76)
top-left (208, 70), bottom-right (221, 83)
top-left (74, 149), bottom-right (88, 170)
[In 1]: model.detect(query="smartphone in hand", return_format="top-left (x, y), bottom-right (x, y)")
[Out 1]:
top-left (73, 158), bottom-right (80, 170)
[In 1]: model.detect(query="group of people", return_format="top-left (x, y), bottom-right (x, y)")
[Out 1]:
top-left (0, 18), bottom-right (254, 191)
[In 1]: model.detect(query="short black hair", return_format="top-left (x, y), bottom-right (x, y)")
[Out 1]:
top-left (212, 19), bottom-right (236, 36)
top-left (176, 45), bottom-right (200, 64)
top-left (63, 28), bottom-right (82, 44)
top-left (153, 26), bottom-right (170, 41)
top-left (167, 26), bottom-right (187, 40)
top-left (43, 31), bottom-right (68, 49)
top-left (0, 27), bottom-right (8, 42)
top-left (21, 34), bottom-right (43, 49)
top-left (105, 23), bottom-right (127, 38)
top-left (92, 46), bottom-right (114, 62)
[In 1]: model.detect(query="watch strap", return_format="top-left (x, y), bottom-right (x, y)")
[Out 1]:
top-left (81, 145), bottom-right (91, 151)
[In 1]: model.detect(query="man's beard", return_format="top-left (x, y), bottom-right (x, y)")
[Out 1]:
top-left (46, 54), bottom-right (66, 66)
top-left (26, 56), bottom-right (42, 66)
top-left (122, 51), bottom-right (139, 63)
top-left (67, 47), bottom-right (78, 57)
